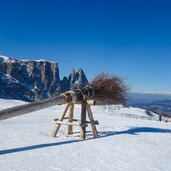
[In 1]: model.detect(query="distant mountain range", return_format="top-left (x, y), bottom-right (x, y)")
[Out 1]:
top-left (128, 92), bottom-right (171, 115)
top-left (0, 55), bottom-right (88, 101)
top-left (128, 92), bottom-right (171, 104)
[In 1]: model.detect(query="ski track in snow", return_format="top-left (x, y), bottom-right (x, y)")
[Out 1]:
top-left (0, 99), bottom-right (171, 171)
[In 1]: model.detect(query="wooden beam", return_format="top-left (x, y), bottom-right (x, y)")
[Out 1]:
top-left (54, 118), bottom-right (81, 122)
top-left (0, 95), bottom-right (66, 121)
top-left (86, 104), bottom-right (98, 137)
top-left (54, 121), bottom-right (87, 127)
top-left (67, 103), bottom-right (74, 134)
top-left (51, 103), bottom-right (70, 137)
top-left (86, 120), bottom-right (99, 125)
top-left (80, 101), bottom-right (87, 140)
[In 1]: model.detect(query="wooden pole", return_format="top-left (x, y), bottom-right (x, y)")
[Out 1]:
top-left (86, 104), bottom-right (98, 137)
top-left (67, 103), bottom-right (74, 134)
top-left (0, 95), bottom-right (66, 121)
top-left (80, 101), bottom-right (87, 140)
top-left (51, 103), bottom-right (70, 137)
top-left (0, 87), bottom-right (95, 121)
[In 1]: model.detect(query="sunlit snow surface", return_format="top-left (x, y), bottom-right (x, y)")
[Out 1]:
top-left (0, 55), bottom-right (10, 61)
top-left (0, 99), bottom-right (171, 171)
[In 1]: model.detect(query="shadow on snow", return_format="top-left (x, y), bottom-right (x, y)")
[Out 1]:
top-left (97, 127), bottom-right (171, 138)
top-left (0, 140), bottom-right (79, 156)
top-left (1, 127), bottom-right (171, 155)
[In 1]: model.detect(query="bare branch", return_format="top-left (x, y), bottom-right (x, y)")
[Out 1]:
top-left (89, 73), bottom-right (128, 105)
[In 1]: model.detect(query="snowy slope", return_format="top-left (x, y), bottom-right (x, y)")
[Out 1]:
top-left (0, 55), bottom-right (10, 61)
top-left (0, 99), bottom-right (171, 171)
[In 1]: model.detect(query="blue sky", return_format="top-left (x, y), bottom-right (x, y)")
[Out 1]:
top-left (0, 0), bottom-right (171, 92)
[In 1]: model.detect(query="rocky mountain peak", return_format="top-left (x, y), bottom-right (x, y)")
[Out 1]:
top-left (0, 56), bottom-right (89, 101)
top-left (60, 68), bottom-right (89, 92)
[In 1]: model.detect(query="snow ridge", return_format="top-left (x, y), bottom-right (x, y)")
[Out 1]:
top-left (0, 55), bottom-right (10, 61)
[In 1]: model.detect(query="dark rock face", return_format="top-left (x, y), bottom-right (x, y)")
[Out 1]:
top-left (0, 56), bottom-right (89, 101)
top-left (0, 72), bottom-right (35, 101)
top-left (60, 69), bottom-right (89, 92)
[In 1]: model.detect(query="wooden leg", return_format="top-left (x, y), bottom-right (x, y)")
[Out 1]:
top-left (86, 104), bottom-right (98, 137)
top-left (67, 103), bottom-right (74, 134)
top-left (80, 102), bottom-right (87, 140)
top-left (51, 103), bottom-right (70, 137)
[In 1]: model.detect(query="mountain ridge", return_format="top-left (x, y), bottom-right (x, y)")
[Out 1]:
top-left (0, 55), bottom-right (89, 101)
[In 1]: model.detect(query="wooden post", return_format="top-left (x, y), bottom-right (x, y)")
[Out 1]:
top-left (80, 101), bottom-right (87, 140)
top-left (67, 103), bottom-right (74, 134)
top-left (51, 103), bottom-right (70, 137)
top-left (86, 104), bottom-right (98, 137)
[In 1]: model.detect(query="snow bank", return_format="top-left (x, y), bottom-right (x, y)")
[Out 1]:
top-left (0, 99), bottom-right (171, 171)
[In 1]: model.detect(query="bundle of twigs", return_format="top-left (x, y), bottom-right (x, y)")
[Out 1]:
top-left (74, 73), bottom-right (128, 105)
top-left (89, 73), bottom-right (128, 105)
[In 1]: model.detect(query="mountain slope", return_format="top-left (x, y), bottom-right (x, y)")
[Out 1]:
top-left (128, 92), bottom-right (171, 114)
top-left (0, 99), bottom-right (171, 171)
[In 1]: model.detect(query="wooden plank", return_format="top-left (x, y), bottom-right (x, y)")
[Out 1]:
top-left (54, 119), bottom-right (98, 125)
top-left (55, 121), bottom-right (80, 126)
top-left (86, 104), bottom-right (98, 137)
top-left (55, 121), bottom-right (87, 127)
top-left (54, 118), bottom-right (79, 122)
top-left (67, 103), bottom-right (74, 134)
top-left (80, 102), bottom-right (87, 140)
top-left (51, 103), bottom-right (70, 137)
top-left (86, 120), bottom-right (99, 125)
